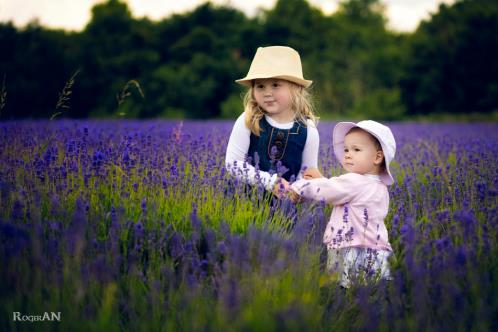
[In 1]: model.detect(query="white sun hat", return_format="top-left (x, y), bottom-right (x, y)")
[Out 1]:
top-left (333, 120), bottom-right (396, 185)
top-left (235, 46), bottom-right (312, 88)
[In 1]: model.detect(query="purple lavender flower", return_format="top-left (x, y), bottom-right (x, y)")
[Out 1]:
top-left (342, 203), bottom-right (349, 223)
top-left (140, 198), bottom-right (147, 215)
top-left (0, 119), bottom-right (495, 330)
top-left (0, 221), bottom-right (30, 256)
top-left (345, 226), bottom-right (354, 242)
top-left (169, 232), bottom-right (184, 260)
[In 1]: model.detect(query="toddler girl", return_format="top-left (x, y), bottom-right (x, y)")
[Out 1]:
top-left (289, 120), bottom-right (396, 288)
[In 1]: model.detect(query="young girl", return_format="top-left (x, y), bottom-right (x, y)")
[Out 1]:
top-left (225, 46), bottom-right (319, 197)
top-left (288, 120), bottom-right (396, 288)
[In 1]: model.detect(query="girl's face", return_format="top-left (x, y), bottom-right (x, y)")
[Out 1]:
top-left (342, 130), bottom-right (384, 176)
top-left (252, 79), bottom-right (293, 121)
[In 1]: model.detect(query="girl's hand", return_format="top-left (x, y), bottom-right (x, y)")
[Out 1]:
top-left (303, 168), bottom-right (323, 179)
top-left (287, 189), bottom-right (302, 203)
top-left (273, 178), bottom-right (290, 198)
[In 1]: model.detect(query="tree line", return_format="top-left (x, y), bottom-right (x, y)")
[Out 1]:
top-left (0, 0), bottom-right (497, 120)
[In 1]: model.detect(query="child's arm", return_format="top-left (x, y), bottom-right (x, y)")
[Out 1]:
top-left (300, 122), bottom-right (320, 179)
top-left (303, 168), bottom-right (323, 179)
top-left (290, 175), bottom-right (356, 205)
top-left (225, 113), bottom-right (278, 191)
top-left (272, 178), bottom-right (303, 202)
top-left (287, 188), bottom-right (302, 203)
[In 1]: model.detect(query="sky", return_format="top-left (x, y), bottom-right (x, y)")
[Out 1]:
top-left (0, 0), bottom-right (455, 32)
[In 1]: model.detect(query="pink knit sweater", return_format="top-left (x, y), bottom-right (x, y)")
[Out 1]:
top-left (291, 173), bottom-right (393, 251)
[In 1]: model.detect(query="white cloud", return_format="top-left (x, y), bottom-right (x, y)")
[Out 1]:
top-left (384, 0), bottom-right (455, 32)
top-left (126, 0), bottom-right (200, 20)
top-left (0, 0), bottom-right (101, 30)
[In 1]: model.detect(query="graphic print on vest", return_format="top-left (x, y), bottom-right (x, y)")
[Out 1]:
top-left (247, 117), bottom-right (308, 181)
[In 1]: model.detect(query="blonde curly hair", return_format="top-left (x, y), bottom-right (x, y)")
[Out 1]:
top-left (243, 80), bottom-right (317, 136)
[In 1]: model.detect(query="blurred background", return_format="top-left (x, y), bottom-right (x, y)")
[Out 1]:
top-left (0, 0), bottom-right (497, 120)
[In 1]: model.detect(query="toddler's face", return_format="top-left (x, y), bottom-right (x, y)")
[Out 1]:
top-left (342, 130), bottom-right (384, 176)
top-left (252, 79), bottom-right (293, 118)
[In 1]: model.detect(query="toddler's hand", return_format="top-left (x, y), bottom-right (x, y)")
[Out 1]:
top-left (303, 168), bottom-right (323, 179)
top-left (287, 189), bottom-right (302, 203)
top-left (273, 178), bottom-right (290, 198)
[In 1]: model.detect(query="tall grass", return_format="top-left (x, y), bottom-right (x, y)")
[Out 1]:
top-left (0, 74), bottom-right (6, 116)
top-left (50, 70), bottom-right (80, 120)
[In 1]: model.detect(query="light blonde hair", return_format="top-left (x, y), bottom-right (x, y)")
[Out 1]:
top-left (243, 80), bottom-right (317, 136)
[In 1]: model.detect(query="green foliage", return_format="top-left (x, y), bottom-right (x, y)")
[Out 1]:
top-left (300, 0), bottom-right (409, 119)
top-left (0, 0), bottom-right (497, 119)
top-left (220, 93), bottom-right (244, 119)
top-left (262, 0), bottom-right (327, 53)
top-left (0, 22), bottom-right (78, 118)
top-left (401, 0), bottom-right (498, 115)
top-left (352, 87), bottom-right (406, 120)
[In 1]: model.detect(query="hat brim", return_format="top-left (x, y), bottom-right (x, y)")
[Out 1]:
top-left (235, 75), bottom-right (312, 88)
top-left (333, 122), bottom-right (394, 185)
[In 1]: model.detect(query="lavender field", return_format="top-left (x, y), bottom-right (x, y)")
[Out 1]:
top-left (0, 120), bottom-right (496, 331)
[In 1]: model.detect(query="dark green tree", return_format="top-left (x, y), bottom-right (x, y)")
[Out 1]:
top-left (307, 0), bottom-right (407, 119)
top-left (143, 3), bottom-right (250, 118)
top-left (261, 0), bottom-right (328, 54)
top-left (0, 22), bottom-right (78, 118)
top-left (401, 0), bottom-right (498, 115)
top-left (2, 0), bottom-right (495, 120)
top-left (76, 0), bottom-right (158, 117)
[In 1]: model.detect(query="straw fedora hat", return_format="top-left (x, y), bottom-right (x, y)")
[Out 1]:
top-left (333, 120), bottom-right (396, 185)
top-left (235, 46), bottom-right (312, 88)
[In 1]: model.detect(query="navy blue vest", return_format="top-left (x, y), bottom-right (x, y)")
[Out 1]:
top-left (247, 117), bottom-right (308, 182)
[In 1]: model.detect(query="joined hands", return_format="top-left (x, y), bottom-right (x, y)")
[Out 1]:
top-left (272, 168), bottom-right (323, 203)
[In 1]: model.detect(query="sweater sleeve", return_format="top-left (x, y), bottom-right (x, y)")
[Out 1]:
top-left (297, 120), bottom-right (319, 180)
top-left (290, 174), bottom-right (359, 205)
top-left (225, 112), bottom-right (278, 191)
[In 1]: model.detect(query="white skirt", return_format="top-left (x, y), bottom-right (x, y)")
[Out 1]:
top-left (327, 247), bottom-right (393, 288)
